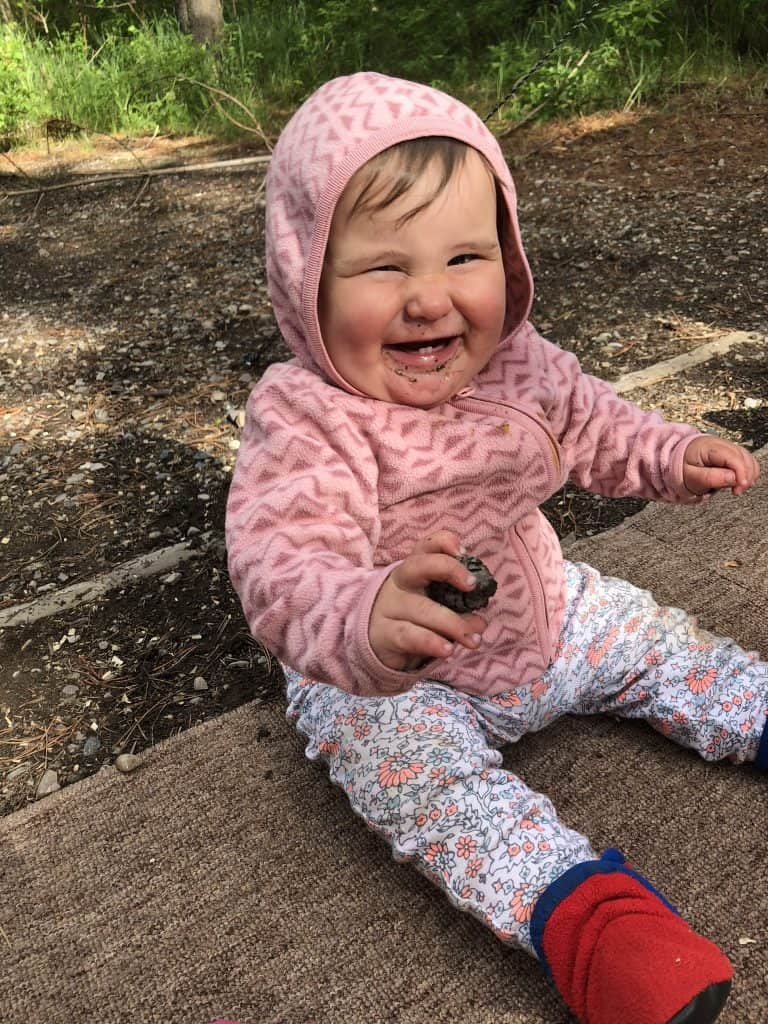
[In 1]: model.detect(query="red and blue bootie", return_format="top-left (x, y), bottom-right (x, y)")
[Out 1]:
top-left (530, 850), bottom-right (733, 1024)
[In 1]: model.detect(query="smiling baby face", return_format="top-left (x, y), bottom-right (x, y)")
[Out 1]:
top-left (318, 141), bottom-right (507, 407)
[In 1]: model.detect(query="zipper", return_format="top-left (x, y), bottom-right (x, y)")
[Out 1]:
top-left (513, 521), bottom-right (551, 659)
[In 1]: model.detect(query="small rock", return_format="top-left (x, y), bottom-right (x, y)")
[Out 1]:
top-left (83, 736), bottom-right (101, 757)
top-left (115, 754), bottom-right (140, 773)
top-left (744, 397), bottom-right (762, 409)
top-left (225, 403), bottom-right (245, 429)
top-left (161, 572), bottom-right (181, 585)
top-left (36, 769), bottom-right (60, 798)
top-left (193, 676), bottom-right (208, 691)
top-left (61, 684), bottom-right (79, 697)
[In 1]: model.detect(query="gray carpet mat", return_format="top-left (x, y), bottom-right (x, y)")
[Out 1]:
top-left (2, 452), bottom-right (767, 1024)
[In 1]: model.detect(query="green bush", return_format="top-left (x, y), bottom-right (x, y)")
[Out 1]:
top-left (28, 19), bottom-right (215, 134)
top-left (1, 0), bottom-right (766, 146)
top-left (0, 25), bottom-right (33, 141)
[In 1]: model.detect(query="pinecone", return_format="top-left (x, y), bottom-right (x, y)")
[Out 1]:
top-left (426, 554), bottom-right (497, 613)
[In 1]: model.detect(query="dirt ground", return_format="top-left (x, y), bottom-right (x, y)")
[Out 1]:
top-left (1, 84), bottom-right (766, 815)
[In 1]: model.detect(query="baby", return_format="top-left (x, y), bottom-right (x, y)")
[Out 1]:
top-left (226, 72), bottom-right (765, 1024)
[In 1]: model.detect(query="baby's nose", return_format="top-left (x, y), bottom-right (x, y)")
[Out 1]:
top-left (404, 277), bottom-right (453, 322)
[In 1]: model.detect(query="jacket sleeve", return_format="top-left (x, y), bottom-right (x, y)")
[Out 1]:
top-left (225, 376), bottom-right (427, 696)
top-left (530, 328), bottom-right (702, 502)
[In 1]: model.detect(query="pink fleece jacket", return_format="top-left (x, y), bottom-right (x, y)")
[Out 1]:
top-left (225, 72), bottom-right (701, 698)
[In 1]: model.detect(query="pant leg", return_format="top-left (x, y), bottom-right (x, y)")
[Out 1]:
top-left (284, 665), bottom-right (596, 954)
top-left (554, 560), bottom-right (768, 764)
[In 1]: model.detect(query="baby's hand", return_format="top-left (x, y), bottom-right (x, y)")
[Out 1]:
top-left (369, 530), bottom-right (488, 672)
top-left (683, 436), bottom-right (760, 498)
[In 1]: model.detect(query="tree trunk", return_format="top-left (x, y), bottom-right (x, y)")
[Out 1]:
top-left (176, 0), bottom-right (224, 45)
top-left (0, 0), bottom-right (13, 25)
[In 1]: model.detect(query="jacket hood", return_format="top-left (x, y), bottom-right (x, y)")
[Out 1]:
top-left (265, 71), bottom-right (534, 396)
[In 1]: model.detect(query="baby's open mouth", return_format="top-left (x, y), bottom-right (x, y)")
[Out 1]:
top-left (383, 335), bottom-right (461, 370)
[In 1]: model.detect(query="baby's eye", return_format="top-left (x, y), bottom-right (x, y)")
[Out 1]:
top-left (448, 253), bottom-right (480, 266)
top-left (368, 264), bottom-right (402, 274)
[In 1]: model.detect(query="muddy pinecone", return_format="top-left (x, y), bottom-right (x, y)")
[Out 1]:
top-left (426, 554), bottom-right (497, 613)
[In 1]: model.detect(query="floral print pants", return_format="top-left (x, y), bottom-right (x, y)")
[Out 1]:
top-left (283, 561), bottom-right (767, 954)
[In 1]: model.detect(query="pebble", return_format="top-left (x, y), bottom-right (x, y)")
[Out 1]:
top-left (36, 769), bottom-right (60, 798)
top-left (83, 736), bottom-right (101, 757)
top-left (61, 683), bottom-right (79, 697)
top-left (115, 754), bottom-right (140, 773)
top-left (193, 676), bottom-right (208, 691)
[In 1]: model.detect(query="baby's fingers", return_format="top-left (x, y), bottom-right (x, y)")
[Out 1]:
top-left (685, 464), bottom-right (737, 496)
top-left (393, 552), bottom-right (476, 595)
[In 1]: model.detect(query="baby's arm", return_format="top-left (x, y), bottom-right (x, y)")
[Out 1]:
top-left (530, 329), bottom-right (758, 503)
top-left (226, 385), bottom-right (385, 693)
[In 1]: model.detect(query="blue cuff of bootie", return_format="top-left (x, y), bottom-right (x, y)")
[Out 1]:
top-left (529, 848), bottom-right (680, 975)
top-left (756, 712), bottom-right (768, 771)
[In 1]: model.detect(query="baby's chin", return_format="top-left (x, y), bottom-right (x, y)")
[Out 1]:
top-left (374, 360), bottom-right (469, 407)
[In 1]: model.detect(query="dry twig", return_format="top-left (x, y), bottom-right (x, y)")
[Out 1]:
top-left (1, 155), bottom-right (272, 198)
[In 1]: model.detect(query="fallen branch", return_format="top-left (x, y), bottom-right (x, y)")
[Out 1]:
top-left (0, 154), bottom-right (272, 198)
top-left (0, 536), bottom-right (216, 628)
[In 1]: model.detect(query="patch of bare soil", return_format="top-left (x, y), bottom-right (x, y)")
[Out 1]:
top-left (1, 85), bottom-right (766, 814)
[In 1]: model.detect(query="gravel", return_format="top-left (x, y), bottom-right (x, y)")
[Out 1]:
top-left (1, 85), bottom-right (766, 814)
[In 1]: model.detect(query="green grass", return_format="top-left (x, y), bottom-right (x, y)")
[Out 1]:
top-left (1, 0), bottom-right (767, 148)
